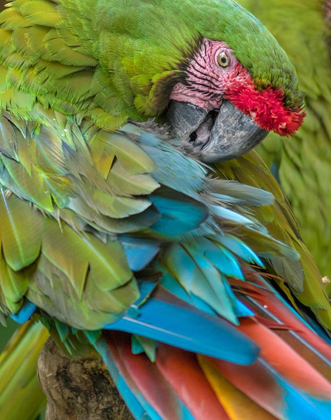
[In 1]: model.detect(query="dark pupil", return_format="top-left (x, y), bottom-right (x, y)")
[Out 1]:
top-left (221, 57), bottom-right (227, 63)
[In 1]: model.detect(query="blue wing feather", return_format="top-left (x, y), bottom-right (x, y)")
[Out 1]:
top-left (104, 287), bottom-right (260, 365)
top-left (10, 300), bottom-right (36, 323)
top-left (216, 234), bottom-right (265, 266)
top-left (150, 187), bottom-right (208, 235)
top-left (120, 236), bottom-right (160, 271)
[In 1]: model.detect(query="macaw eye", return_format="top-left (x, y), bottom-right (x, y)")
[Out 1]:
top-left (217, 51), bottom-right (229, 68)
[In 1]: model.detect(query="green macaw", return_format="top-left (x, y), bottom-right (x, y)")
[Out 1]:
top-left (0, 1), bottom-right (330, 419)
top-left (236, 0), bottom-right (331, 278)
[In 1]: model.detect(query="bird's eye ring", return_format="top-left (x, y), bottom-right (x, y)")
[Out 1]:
top-left (217, 51), bottom-right (229, 68)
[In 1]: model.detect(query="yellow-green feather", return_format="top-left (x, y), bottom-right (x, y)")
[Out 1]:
top-left (0, 321), bottom-right (48, 420)
top-left (214, 150), bottom-right (331, 328)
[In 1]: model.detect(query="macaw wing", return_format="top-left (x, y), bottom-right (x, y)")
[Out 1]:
top-left (0, 110), bottom-right (213, 329)
top-left (0, 109), bottom-right (295, 334)
top-left (214, 150), bottom-right (331, 330)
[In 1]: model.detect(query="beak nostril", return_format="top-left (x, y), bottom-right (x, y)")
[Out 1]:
top-left (189, 132), bottom-right (198, 143)
top-left (201, 101), bottom-right (269, 162)
top-left (209, 109), bottom-right (219, 122)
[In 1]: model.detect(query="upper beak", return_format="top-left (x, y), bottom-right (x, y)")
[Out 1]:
top-left (166, 100), bottom-right (268, 163)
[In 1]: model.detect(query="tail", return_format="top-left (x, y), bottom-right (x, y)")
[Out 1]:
top-left (0, 321), bottom-right (48, 420)
top-left (94, 277), bottom-right (331, 420)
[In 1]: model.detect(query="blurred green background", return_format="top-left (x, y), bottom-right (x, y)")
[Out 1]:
top-left (0, 318), bottom-right (18, 352)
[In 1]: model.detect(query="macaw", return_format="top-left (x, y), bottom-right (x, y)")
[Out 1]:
top-left (235, 0), bottom-right (331, 278)
top-left (0, 1), bottom-right (330, 420)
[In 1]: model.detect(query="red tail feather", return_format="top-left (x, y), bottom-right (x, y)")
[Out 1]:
top-left (156, 345), bottom-right (230, 420)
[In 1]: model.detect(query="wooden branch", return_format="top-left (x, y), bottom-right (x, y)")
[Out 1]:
top-left (38, 337), bottom-right (133, 420)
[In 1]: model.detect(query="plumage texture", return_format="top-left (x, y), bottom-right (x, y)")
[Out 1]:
top-left (0, 1), bottom-right (330, 419)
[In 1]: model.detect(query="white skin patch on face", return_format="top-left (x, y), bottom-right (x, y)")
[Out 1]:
top-left (170, 38), bottom-right (242, 111)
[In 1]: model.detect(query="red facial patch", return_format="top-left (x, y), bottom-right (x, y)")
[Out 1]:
top-left (171, 39), bottom-right (305, 137)
top-left (224, 64), bottom-right (305, 137)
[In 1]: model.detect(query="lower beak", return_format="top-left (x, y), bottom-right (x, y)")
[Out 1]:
top-left (167, 100), bottom-right (268, 163)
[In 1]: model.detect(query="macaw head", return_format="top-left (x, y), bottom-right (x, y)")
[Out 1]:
top-left (93, 0), bottom-right (304, 162)
top-left (166, 37), bottom-right (304, 162)
top-left (0, 0), bottom-right (305, 163)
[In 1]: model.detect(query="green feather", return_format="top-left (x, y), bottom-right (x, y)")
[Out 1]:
top-left (0, 190), bottom-right (41, 271)
top-left (41, 217), bottom-right (133, 295)
top-left (0, 322), bottom-right (47, 420)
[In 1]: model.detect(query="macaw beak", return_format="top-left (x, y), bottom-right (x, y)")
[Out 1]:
top-left (167, 100), bottom-right (268, 163)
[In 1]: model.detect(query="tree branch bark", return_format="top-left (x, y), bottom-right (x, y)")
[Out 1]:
top-left (38, 338), bottom-right (133, 420)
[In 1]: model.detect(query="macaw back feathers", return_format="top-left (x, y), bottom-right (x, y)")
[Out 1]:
top-left (0, 108), bottom-right (304, 331)
top-left (0, 98), bottom-right (329, 330)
